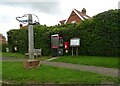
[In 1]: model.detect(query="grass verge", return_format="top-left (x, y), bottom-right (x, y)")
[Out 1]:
top-left (52, 56), bottom-right (119, 69)
top-left (2, 52), bottom-right (50, 61)
top-left (2, 52), bottom-right (27, 58)
top-left (2, 62), bottom-right (120, 85)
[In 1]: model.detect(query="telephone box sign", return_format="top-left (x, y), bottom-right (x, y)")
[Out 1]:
top-left (70, 38), bottom-right (80, 47)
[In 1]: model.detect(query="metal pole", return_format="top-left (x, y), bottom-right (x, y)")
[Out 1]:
top-left (76, 46), bottom-right (78, 56)
top-left (28, 14), bottom-right (34, 60)
top-left (72, 47), bottom-right (74, 56)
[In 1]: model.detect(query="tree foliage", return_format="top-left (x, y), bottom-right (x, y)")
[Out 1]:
top-left (7, 9), bottom-right (119, 56)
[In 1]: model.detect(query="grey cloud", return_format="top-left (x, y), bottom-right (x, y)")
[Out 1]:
top-left (0, 2), bottom-right (62, 16)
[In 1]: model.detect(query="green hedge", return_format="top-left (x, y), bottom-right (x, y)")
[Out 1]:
top-left (0, 43), bottom-right (8, 52)
top-left (7, 9), bottom-right (119, 56)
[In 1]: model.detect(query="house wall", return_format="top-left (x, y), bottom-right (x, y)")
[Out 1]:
top-left (66, 11), bottom-right (81, 24)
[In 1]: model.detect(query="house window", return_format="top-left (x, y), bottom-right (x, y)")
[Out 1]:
top-left (71, 21), bottom-right (76, 23)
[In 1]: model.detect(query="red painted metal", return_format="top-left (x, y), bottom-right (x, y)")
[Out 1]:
top-left (64, 42), bottom-right (69, 49)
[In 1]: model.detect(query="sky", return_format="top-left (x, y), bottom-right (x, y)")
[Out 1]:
top-left (0, 0), bottom-right (119, 40)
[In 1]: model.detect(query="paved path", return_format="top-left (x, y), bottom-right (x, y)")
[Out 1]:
top-left (42, 61), bottom-right (119, 77)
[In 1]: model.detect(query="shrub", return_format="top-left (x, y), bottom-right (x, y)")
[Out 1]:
top-left (7, 9), bottom-right (119, 56)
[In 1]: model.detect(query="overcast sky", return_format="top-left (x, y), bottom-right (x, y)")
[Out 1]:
top-left (0, 0), bottom-right (119, 39)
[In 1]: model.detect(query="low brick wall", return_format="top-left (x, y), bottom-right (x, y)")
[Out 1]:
top-left (24, 60), bottom-right (40, 69)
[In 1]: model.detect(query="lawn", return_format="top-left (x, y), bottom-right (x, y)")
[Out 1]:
top-left (2, 52), bottom-right (50, 61)
top-left (2, 52), bottom-right (28, 58)
top-left (0, 52), bottom-right (2, 56)
top-left (52, 56), bottom-right (119, 69)
top-left (2, 62), bottom-right (119, 85)
top-left (0, 61), bottom-right (1, 81)
top-left (2, 53), bottom-right (119, 69)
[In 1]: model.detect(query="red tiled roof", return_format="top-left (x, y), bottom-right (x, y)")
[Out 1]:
top-left (74, 9), bottom-right (91, 19)
top-left (59, 20), bottom-right (66, 24)
top-left (59, 8), bottom-right (91, 24)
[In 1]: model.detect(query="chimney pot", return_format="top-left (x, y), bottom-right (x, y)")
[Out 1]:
top-left (82, 8), bottom-right (86, 15)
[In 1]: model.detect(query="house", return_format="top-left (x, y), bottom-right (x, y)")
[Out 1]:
top-left (0, 33), bottom-right (6, 44)
top-left (59, 8), bottom-right (91, 25)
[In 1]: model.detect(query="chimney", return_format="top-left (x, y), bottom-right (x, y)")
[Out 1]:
top-left (82, 8), bottom-right (86, 15)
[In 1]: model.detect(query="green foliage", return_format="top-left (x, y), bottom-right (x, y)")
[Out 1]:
top-left (17, 29), bottom-right (28, 53)
top-left (7, 29), bottom-right (19, 53)
top-left (0, 43), bottom-right (8, 52)
top-left (91, 9), bottom-right (119, 56)
top-left (7, 9), bottom-right (120, 56)
top-left (34, 25), bottom-right (51, 55)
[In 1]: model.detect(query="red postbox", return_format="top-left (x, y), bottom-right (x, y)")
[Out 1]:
top-left (64, 42), bottom-right (69, 49)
